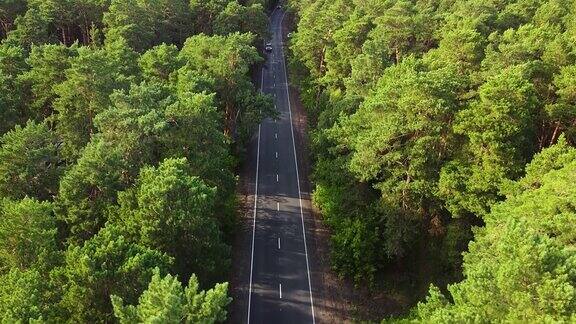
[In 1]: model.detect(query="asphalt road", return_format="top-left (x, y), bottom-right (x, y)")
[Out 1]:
top-left (246, 7), bottom-right (315, 324)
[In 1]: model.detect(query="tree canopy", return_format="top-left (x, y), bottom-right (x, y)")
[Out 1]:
top-left (289, 0), bottom-right (576, 320)
top-left (0, 0), bottom-right (273, 321)
top-left (414, 138), bottom-right (576, 322)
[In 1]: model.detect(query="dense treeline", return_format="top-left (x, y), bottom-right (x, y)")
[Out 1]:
top-left (0, 0), bottom-right (273, 321)
top-left (412, 138), bottom-right (576, 321)
top-left (288, 0), bottom-right (576, 320)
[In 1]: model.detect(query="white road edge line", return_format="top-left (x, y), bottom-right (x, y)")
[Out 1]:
top-left (260, 63), bottom-right (265, 92)
top-left (247, 67), bottom-right (264, 324)
top-left (280, 11), bottom-right (316, 324)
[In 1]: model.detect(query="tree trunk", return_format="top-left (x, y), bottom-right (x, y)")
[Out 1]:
top-left (537, 120), bottom-right (546, 150)
top-left (318, 46), bottom-right (326, 76)
top-left (224, 101), bottom-right (234, 137)
top-left (61, 27), bottom-right (67, 45)
top-left (0, 20), bottom-right (10, 38)
top-left (549, 121), bottom-right (561, 146)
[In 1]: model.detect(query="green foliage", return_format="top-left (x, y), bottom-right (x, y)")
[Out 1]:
top-left (55, 139), bottom-right (127, 244)
top-left (336, 59), bottom-right (460, 211)
top-left (549, 64), bottom-right (576, 142)
top-left (0, 120), bottom-right (61, 200)
top-left (0, 0), bottom-right (27, 38)
top-left (311, 150), bottom-right (401, 283)
top-left (0, 0), bottom-right (269, 322)
top-left (104, 0), bottom-right (192, 52)
top-left (506, 134), bottom-right (576, 194)
top-left (18, 43), bottom-right (78, 119)
top-left (0, 198), bottom-right (56, 271)
top-left (112, 269), bottom-right (231, 323)
top-left (188, 0), bottom-right (234, 34)
top-left (113, 158), bottom-right (230, 284)
top-left (4, 6), bottom-right (54, 47)
top-left (179, 32), bottom-right (261, 102)
top-left (413, 141), bottom-right (576, 322)
top-left (291, 0), bottom-right (576, 300)
top-left (365, 1), bottom-right (424, 64)
top-left (0, 268), bottom-right (49, 322)
top-left (139, 44), bottom-right (183, 82)
top-left (213, 2), bottom-right (268, 40)
top-left (56, 78), bottom-right (239, 245)
top-left (322, 58), bottom-right (462, 275)
top-left (53, 225), bottom-right (173, 323)
top-left (4, 0), bottom-right (108, 47)
top-left (160, 91), bottom-right (235, 201)
top-left (0, 43), bottom-right (28, 133)
top-left (440, 65), bottom-right (539, 217)
top-left (291, 0), bottom-right (352, 80)
top-left (179, 32), bottom-right (272, 144)
top-left (54, 44), bottom-right (135, 160)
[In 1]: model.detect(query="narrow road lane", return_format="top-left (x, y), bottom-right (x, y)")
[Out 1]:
top-left (246, 7), bottom-right (315, 324)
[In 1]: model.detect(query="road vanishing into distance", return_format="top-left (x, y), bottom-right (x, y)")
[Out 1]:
top-left (246, 6), bottom-right (316, 324)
